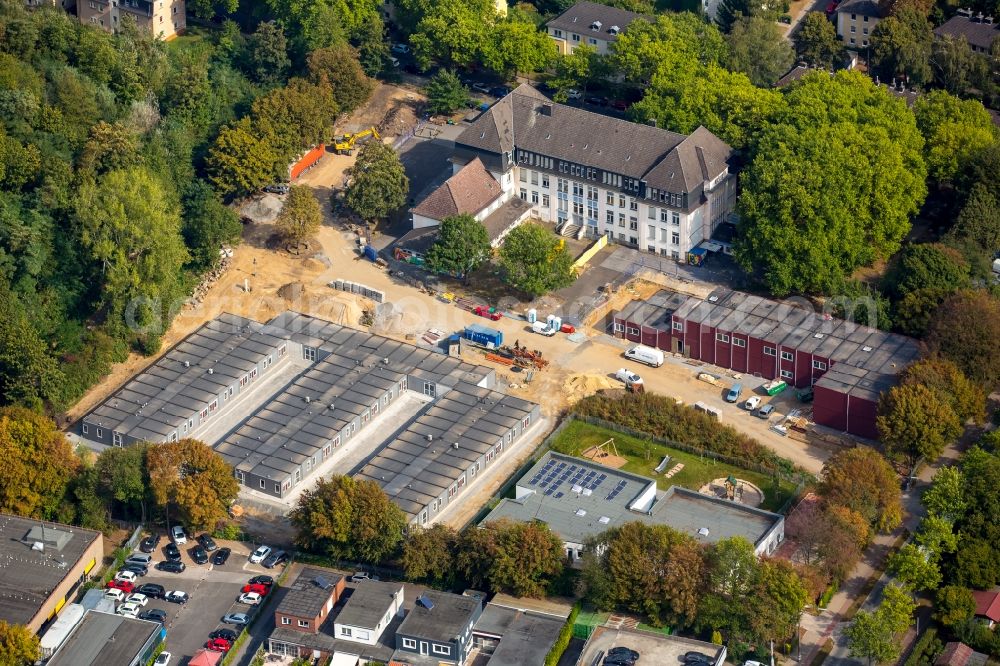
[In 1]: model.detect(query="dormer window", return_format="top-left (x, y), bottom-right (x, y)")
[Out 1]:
top-left (609, 25), bottom-right (620, 34)
top-left (590, 20), bottom-right (602, 30)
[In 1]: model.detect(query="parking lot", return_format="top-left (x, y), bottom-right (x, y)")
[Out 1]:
top-left (114, 535), bottom-right (288, 663)
top-left (578, 626), bottom-right (724, 666)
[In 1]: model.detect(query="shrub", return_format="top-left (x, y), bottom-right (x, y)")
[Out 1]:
top-left (544, 603), bottom-right (580, 666)
top-left (904, 627), bottom-right (942, 666)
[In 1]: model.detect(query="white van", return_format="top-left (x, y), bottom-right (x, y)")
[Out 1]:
top-left (624, 345), bottom-right (664, 367)
top-left (531, 320), bottom-right (556, 336)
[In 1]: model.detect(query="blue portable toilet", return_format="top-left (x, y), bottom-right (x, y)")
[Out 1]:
top-left (363, 245), bottom-right (378, 262)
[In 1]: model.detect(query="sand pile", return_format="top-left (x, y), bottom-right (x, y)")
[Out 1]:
top-left (277, 282), bottom-right (304, 300)
top-left (563, 373), bottom-right (617, 398)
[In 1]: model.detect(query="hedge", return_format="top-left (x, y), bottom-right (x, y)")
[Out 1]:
top-left (544, 603), bottom-right (581, 666)
top-left (904, 627), bottom-right (941, 666)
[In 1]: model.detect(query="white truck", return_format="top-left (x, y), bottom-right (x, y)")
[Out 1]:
top-left (531, 320), bottom-right (556, 336)
top-left (624, 345), bottom-right (664, 367)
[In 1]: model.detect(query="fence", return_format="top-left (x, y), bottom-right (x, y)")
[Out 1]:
top-left (330, 279), bottom-right (385, 303)
top-left (123, 524), bottom-right (144, 551)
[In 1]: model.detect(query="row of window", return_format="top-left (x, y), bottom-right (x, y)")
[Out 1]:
top-left (400, 637), bottom-right (451, 656)
top-left (279, 617), bottom-right (311, 628)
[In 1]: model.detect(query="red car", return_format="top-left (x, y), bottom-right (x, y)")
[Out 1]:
top-left (611, 99), bottom-right (629, 111)
top-left (206, 638), bottom-right (232, 653)
top-left (473, 305), bottom-right (502, 321)
top-left (241, 583), bottom-right (269, 596)
top-left (107, 579), bottom-right (135, 594)
top-left (825, 1), bottom-right (838, 13)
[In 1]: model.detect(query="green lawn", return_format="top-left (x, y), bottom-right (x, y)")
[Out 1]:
top-left (548, 420), bottom-right (797, 512)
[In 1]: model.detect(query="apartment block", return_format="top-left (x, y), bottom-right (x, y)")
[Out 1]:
top-left (76, 0), bottom-right (186, 40)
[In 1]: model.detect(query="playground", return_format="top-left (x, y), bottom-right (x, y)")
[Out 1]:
top-left (549, 419), bottom-right (798, 512)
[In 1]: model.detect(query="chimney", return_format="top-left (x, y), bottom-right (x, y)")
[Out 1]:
top-left (646, 118), bottom-right (657, 128)
top-left (540, 103), bottom-right (553, 116)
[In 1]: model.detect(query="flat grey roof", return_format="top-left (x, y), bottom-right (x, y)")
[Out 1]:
top-left (396, 590), bottom-right (481, 644)
top-left (0, 514), bottom-right (101, 626)
top-left (276, 567), bottom-right (343, 619)
top-left (484, 452), bottom-right (782, 548)
top-left (48, 611), bottom-right (159, 666)
top-left (473, 604), bottom-right (564, 666)
top-left (335, 580), bottom-right (403, 629)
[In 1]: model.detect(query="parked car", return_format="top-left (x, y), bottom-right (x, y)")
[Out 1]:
top-left (744, 396), bottom-right (762, 411)
top-left (615, 369), bottom-right (643, 385)
top-left (124, 593), bottom-right (148, 607)
top-left (609, 647), bottom-right (640, 660)
top-left (190, 545), bottom-right (209, 565)
top-left (125, 553), bottom-right (152, 567)
top-left (391, 43), bottom-right (410, 54)
top-left (241, 583), bottom-right (269, 596)
top-left (121, 563), bottom-right (148, 577)
top-left (196, 534), bottom-right (218, 552)
top-left (170, 525), bottom-right (187, 545)
top-left (156, 561), bottom-right (186, 574)
top-left (471, 82), bottom-right (491, 94)
top-left (586, 95), bottom-right (609, 106)
top-left (565, 88), bottom-right (583, 100)
top-left (262, 184), bottom-right (289, 195)
top-left (165, 590), bottom-right (189, 604)
top-left (114, 570), bottom-right (138, 584)
top-left (757, 403), bottom-right (776, 419)
top-left (531, 320), bottom-right (556, 336)
top-left (107, 580), bottom-right (134, 594)
top-left (139, 535), bottom-right (161, 553)
top-left (153, 653), bottom-right (172, 666)
top-left (136, 583), bottom-right (165, 599)
top-left (611, 99), bottom-right (629, 111)
top-left (117, 602), bottom-right (141, 618)
top-left (248, 575), bottom-right (274, 587)
top-left (104, 588), bottom-right (126, 603)
top-left (238, 592), bottom-right (263, 605)
top-left (490, 85), bottom-right (511, 98)
top-left (222, 612), bottom-right (250, 626)
top-left (210, 629), bottom-right (240, 642)
top-left (248, 546), bottom-right (271, 564)
top-left (684, 652), bottom-right (714, 664)
top-left (140, 609), bottom-right (168, 623)
top-left (725, 383), bottom-right (742, 403)
top-left (164, 543), bottom-right (181, 562)
top-left (206, 638), bottom-right (232, 653)
top-left (212, 547), bottom-right (231, 565)
top-left (262, 550), bottom-right (287, 569)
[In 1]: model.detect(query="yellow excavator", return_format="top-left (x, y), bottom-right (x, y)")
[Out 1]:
top-left (333, 127), bottom-right (380, 156)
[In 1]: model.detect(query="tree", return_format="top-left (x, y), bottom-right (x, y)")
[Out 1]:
top-left (893, 287), bottom-right (952, 338)
top-left (884, 244), bottom-right (970, 299)
top-left (869, 8), bottom-right (933, 86)
top-left (912, 90), bottom-right (998, 183)
top-left (344, 140), bottom-right (408, 223)
top-left (819, 446), bottom-right (903, 533)
top-left (306, 44), bottom-right (375, 114)
top-left (409, 0), bottom-right (496, 71)
top-left (550, 44), bottom-right (605, 101)
top-left (95, 444), bottom-right (150, 522)
top-left (0, 279), bottom-right (62, 408)
top-left (929, 35), bottom-right (976, 95)
top-left (925, 290), bottom-right (1000, 389)
top-left (290, 476), bottom-right (406, 564)
top-left (794, 12), bottom-right (844, 69)
top-left (948, 183), bottom-right (1000, 256)
top-left (934, 586), bottom-right (977, 629)
top-left (498, 223), bottom-right (576, 297)
top-left (206, 118), bottom-right (280, 199)
top-left (0, 621), bottom-right (39, 666)
top-left (922, 466), bottom-right (966, 521)
top-left (845, 583), bottom-right (915, 665)
top-left (425, 214), bottom-right (491, 279)
top-left (0, 407), bottom-right (78, 519)
top-left (900, 357), bottom-right (986, 425)
top-left (786, 500), bottom-right (868, 581)
top-left (953, 537), bottom-right (1000, 589)
top-left (482, 19), bottom-right (556, 79)
top-left (425, 70), bottom-right (469, 115)
top-left (247, 21), bottom-right (291, 83)
top-left (750, 559), bottom-right (809, 646)
top-left (716, 0), bottom-right (784, 32)
top-left (610, 14), bottom-right (726, 88)
top-left (146, 438), bottom-right (240, 531)
top-left (877, 383), bottom-right (962, 467)
top-left (181, 181), bottom-right (242, 270)
top-left (276, 186), bottom-right (323, 246)
top-left (456, 519), bottom-right (564, 597)
top-left (888, 542), bottom-right (942, 591)
top-left (251, 79), bottom-right (338, 159)
top-left (401, 524), bottom-right (458, 586)
top-left (726, 17), bottom-right (795, 87)
top-left (187, 0), bottom-right (238, 19)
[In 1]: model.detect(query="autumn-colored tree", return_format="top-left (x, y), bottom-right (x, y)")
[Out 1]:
top-left (750, 559), bottom-right (809, 645)
top-left (925, 290), bottom-right (1000, 389)
top-left (456, 519), bottom-right (564, 598)
top-left (290, 475), bottom-right (406, 564)
top-left (306, 44), bottom-right (376, 114)
top-left (820, 447), bottom-right (903, 533)
top-left (934, 585), bottom-right (976, 629)
top-left (146, 439), bottom-right (239, 531)
top-left (402, 524), bottom-right (459, 587)
top-left (0, 407), bottom-right (78, 519)
top-left (877, 383), bottom-right (962, 467)
top-left (0, 621), bottom-right (39, 666)
top-left (786, 499), bottom-right (869, 582)
top-left (900, 356), bottom-right (986, 424)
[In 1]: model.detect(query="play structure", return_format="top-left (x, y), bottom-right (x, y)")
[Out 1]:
top-left (580, 438), bottom-right (628, 469)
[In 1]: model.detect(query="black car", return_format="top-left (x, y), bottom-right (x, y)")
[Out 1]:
top-left (165, 590), bottom-right (189, 604)
top-left (609, 647), bottom-right (640, 660)
top-left (139, 609), bottom-right (168, 623)
top-left (209, 628), bottom-right (239, 642)
top-left (156, 561), bottom-right (186, 573)
top-left (683, 652), bottom-right (713, 664)
top-left (212, 547), bottom-right (231, 565)
top-left (248, 575), bottom-right (274, 587)
top-left (197, 534), bottom-right (218, 552)
top-left (164, 543), bottom-right (181, 562)
top-left (139, 534), bottom-right (161, 553)
top-left (136, 583), bottom-right (165, 599)
top-left (490, 85), bottom-right (511, 98)
top-left (190, 545), bottom-right (209, 565)
top-left (261, 550), bottom-right (288, 569)
top-left (121, 563), bottom-right (148, 577)
top-left (586, 95), bottom-right (609, 106)
top-left (604, 658), bottom-right (636, 666)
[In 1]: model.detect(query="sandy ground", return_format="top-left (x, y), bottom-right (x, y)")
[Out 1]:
top-left (66, 84), bottom-right (834, 483)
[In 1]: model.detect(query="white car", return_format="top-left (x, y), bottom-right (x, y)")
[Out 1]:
top-left (125, 593), bottom-right (148, 607)
top-left (565, 88), bottom-right (582, 100)
top-left (104, 588), bottom-right (126, 603)
top-left (170, 525), bottom-right (187, 545)
top-left (249, 546), bottom-right (271, 564)
top-left (615, 368), bottom-right (642, 385)
top-left (117, 602), bottom-right (141, 618)
top-left (154, 653), bottom-right (172, 666)
top-left (238, 592), bottom-right (262, 606)
top-left (114, 570), bottom-right (138, 584)
top-left (391, 43), bottom-right (410, 54)
top-left (744, 396), bottom-right (762, 411)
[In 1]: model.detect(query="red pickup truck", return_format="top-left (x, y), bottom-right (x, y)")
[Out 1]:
top-left (474, 305), bottom-right (502, 321)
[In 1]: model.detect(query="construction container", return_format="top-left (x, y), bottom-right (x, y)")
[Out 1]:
top-left (464, 324), bottom-right (503, 348)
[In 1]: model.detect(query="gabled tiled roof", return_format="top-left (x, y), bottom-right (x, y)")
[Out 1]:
top-left (973, 590), bottom-right (1000, 622)
top-left (934, 15), bottom-right (1000, 50)
top-left (836, 0), bottom-right (883, 17)
top-left (411, 158), bottom-right (504, 222)
top-left (545, 1), bottom-right (645, 41)
top-left (455, 85), bottom-right (732, 194)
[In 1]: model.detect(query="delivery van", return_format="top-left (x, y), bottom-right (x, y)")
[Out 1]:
top-left (624, 345), bottom-right (664, 367)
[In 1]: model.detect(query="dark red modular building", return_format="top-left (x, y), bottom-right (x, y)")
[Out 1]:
top-left (612, 290), bottom-right (919, 439)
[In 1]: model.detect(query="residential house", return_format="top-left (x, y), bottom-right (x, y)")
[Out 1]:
top-left (273, 568), bottom-right (345, 634)
top-left (835, 0), bottom-right (882, 49)
top-left (453, 85), bottom-right (737, 259)
top-left (936, 642), bottom-right (989, 666)
top-left (934, 9), bottom-right (1000, 54)
top-left (544, 1), bottom-right (644, 55)
top-left (972, 590), bottom-right (1000, 628)
top-left (391, 591), bottom-right (483, 665)
top-left (471, 599), bottom-right (565, 664)
top-left (334, 581), bottom-right (404, 646)
top-left (76, 0), bottom-right (186, 40)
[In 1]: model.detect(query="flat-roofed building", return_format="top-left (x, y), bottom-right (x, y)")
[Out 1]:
top-left (47, 610), bottom-right (162, 666)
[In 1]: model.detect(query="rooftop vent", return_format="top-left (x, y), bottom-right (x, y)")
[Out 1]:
top-left (572, 484), bottom-right (583, 494)
top-left (426, 434), bottom-right (433, 442)
top-left (416, 595), bottom-right (435, 610)
top-left (697, 527), bottom-right (710, 537)
top-left (184, 361), bottom-right (190, 368)
top-left (813, 333), bottom-right (824, 339)
top-left (575, 509), bottom-right (587, 517)
top-left (862, 346), bottom-right (873, 352)
top-left (304, 396), bottom-right (311, 403)
top-left (207, 368), bottom-right (214, 375)
top-left (708, 296), bottom-right (719, 302)
top-left (599, 516), bottom-right (610, 524)
top-left (583, 488), bottom-right (593, 496)
top-left (452, 442), bottom-right (459, 449)
top-left (540, 103), bottom-right (553, 117)
top-left (314, 576), bottom-right (333, 590)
